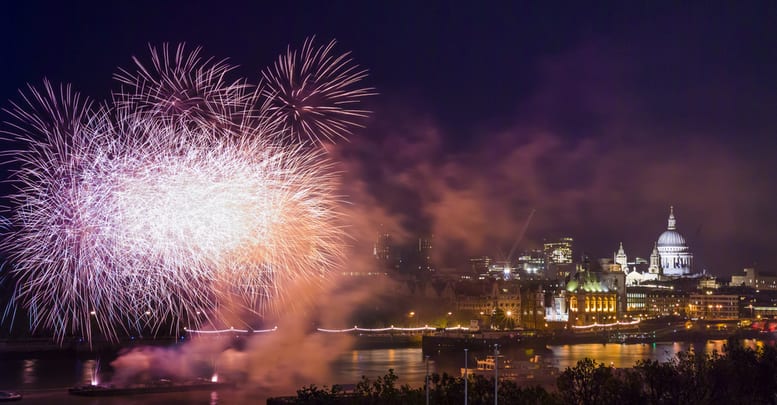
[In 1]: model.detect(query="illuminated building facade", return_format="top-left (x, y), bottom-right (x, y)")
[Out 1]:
top-left (544, 237), bottom-right (573, 279)
top-left (688, 293), bottom-right (739, 320)
top-left (648, 242), bottom-right (661, 275)
top-left (544, 237), bottom-right (573, 264)
top-left (518, 249), bottom-right (545, 277)
top-left (626, 289), bottom-right (647, 314)
top-left (494, 285), bottom-right (521, 321)
top-left (647, 290), bottom-right (688, 317)
top-left (545, 294), bottom-right (569, 323)
top-left (614, 242), bottom-right (628, 271)
top-left (624, 240), bottom-right (660, 286)
top-left (656, 206), bottom-right (693, 276)
top-left (627, 288), bottom-right (688, 317)
top-left (456, 283), bottom-right (521, 327)
top-left (730, 268), bottom-right (777, 290)
top-left (486, 261), bottom-right (520, 280)
top-left (565, 271), bottom-right (618, 326)
top-left (567, 291), bottom-right (618, 326)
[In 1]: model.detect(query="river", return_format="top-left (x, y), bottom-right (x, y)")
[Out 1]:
top-left (0, 339), bottom-right (762, 404)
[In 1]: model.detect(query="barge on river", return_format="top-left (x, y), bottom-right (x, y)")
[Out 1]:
top-left (68, 379), bottom-right (234, 396)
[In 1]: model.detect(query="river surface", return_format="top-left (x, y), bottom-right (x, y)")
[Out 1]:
top-left (0, 339), bottom-right (759, 404)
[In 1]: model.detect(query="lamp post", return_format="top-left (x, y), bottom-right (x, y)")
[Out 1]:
top-left (494, 344), bottom-right (499, 405)
top-left (425, 355), bottom-right (430, 405)
top-left (464, 348), bottom-right (469, 405)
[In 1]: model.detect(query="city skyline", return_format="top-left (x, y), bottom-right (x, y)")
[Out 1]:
top-left (1, 3), bottom-right (775, 277)
top-left (372, 206), bottom-right (720, 278)
top-left (1, 4), bottom-right (776, 402)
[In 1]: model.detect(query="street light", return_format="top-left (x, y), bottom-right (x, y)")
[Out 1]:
top-left (494, 344), bottom-right (499, 405)
top-left (464, 348), bottom-right (469, 405)
top-left (425, 355), bottom-right (430, 405)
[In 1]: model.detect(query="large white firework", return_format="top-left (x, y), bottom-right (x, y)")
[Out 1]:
top-left (1, 40), bottom-right (368, 341)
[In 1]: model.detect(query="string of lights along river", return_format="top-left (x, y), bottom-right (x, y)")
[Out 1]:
top-left (0, 340), bottom-right (746, 404)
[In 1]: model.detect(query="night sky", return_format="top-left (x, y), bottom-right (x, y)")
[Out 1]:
top-left (1, 1), bottom-right (776, 275)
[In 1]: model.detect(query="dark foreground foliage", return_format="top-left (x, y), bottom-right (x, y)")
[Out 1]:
top-left (271, 338), bottom-right (777, 404)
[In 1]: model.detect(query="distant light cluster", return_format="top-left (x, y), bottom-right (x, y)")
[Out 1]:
top-left (1, 39), bottom-right (372, 341)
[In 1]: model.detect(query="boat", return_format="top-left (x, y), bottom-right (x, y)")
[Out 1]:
top-left (422, 331), bottom-right (551, 354)
top-left (462, 354), bottom-right (559, 382)
top-left (68, 379), bottom-right (235, 396)
top-left (462, 355), bottom-right (520, 380)
top-left (0, 391), bottom-right (22, 402)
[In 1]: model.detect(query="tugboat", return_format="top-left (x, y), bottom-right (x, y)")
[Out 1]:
top-left (68, 378), bottom-right (234, 397)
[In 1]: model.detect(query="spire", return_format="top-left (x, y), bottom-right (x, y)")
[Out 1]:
top-left (649, 241), bottom-right (661, 274)
top-left (667, 206), bottom-right (676, 230)
top-left (615, 242), bottom-right (627, 272)
top-left (616, 242), bottom-right (626, 257)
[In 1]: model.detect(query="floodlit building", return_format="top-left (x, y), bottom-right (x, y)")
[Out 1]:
top-left (648, 242), bottom-right (661, 275)
top-left (656, 206), bottom-right (694, 276)
top-left (619, 239), bottom-right (660, 286)
top-left (565, 271), bottom-right (618, 326)
top-left (614, 242), bottom-right (628, 272)
top-left (622, 206), bottom-right (697, 285)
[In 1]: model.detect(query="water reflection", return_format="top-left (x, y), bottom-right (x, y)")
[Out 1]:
top-left (334, 342), bottom-right (745, 387)
top-left (548, 339), bottom-right (754, 369)
top-left (22, 359), bottom-right (37, 385)
top-left (550, 343), bottom-right (676, 368)
top-left (4, 339), bottom-right (772, 404)
top-left (334, 348), bottom-right (430, 386)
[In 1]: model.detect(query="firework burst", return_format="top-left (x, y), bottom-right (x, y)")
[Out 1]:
top-left (1, 39), bottom-right (367, 341)
top-left (262, 37), bottom-right (375, 143)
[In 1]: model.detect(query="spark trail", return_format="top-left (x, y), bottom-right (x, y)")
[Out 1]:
top-left (0, 40), bottom-right (370, 341)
